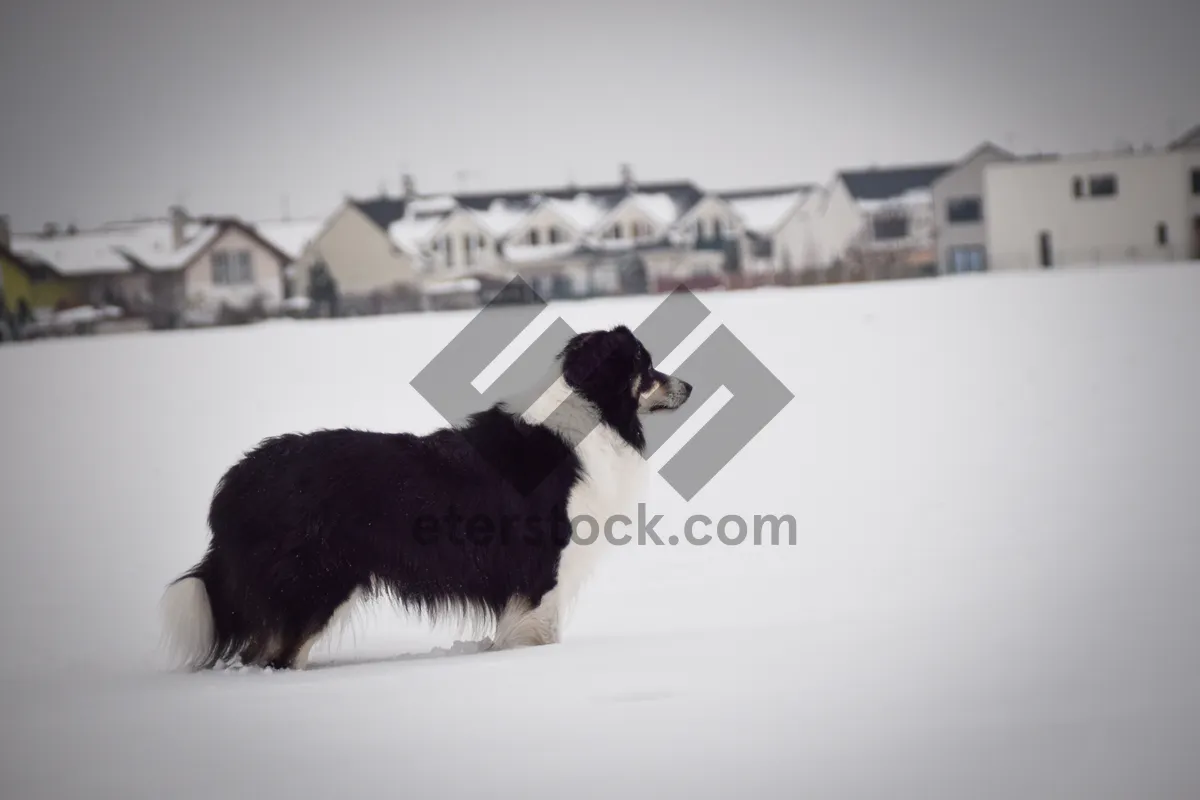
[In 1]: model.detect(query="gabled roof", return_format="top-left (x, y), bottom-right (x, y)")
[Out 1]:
top-left (1168, 122), bottom-right (1200, 151)
top-left (253, 218), bottom-right (326, 260)
top-left (717, 183), bottom-right (816, 201)
top-left (11, 216), bottom-right (290, 277)
top-left (724, 189), bottom-right (809, 235)
top-left (837, 163), bottom-right (955, 201)
top-left (954, 141), bottom-right (1015, 167)
top-left (452, 180), bottom-right (704, 218)
top-left (350, 197), bottom-right (409, 230)
top-left (1, 243), bottom-right (65, 282)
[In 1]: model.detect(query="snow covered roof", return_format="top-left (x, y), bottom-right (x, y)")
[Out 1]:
top-left (856, 187), bottom-right (934, 214)
top-left (544, 194), bottom-right (608, 231)
top-left (387, 215), bottom-right (444, 255)
top-left (630, 192), bottom-right (684, 226)
top-left (253, 218), bottom-right (324, 260)
top-left (469, 199), bottom-right (529, 238)
top-left (12, 220), bottom-right (222, 276)
top-left (726, 190), bottom-right (806, 235)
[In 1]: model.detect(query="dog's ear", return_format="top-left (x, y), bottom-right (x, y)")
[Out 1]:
top-left (560, 327), bottom-right (638, 394)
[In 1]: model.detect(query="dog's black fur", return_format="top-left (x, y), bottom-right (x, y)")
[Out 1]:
top-left (164, 325), bottom-right (689, 670)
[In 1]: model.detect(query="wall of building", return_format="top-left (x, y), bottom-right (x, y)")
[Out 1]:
top-left (933, 147), bottom-right (1013, 273)
top-left (803, 180), bottom-right (866, 267)
top-left (184, 225), bottom-right (286, 312)
top-left (424, 210), bottom-right (505, 275)
top-left (1181, 149), bottom-right (1200, 259)
top-left (293, 206), bottom-right (418, 297)
top-left (985, 150), bottom-right (1190, 270)
top-left (1, 256), bottom-right (84, 314)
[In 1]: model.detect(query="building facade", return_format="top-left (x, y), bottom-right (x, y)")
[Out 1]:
top-left (984, 144), bottom-right (1200, 271)
top-left (931, 143), bottom-right (1015, 275)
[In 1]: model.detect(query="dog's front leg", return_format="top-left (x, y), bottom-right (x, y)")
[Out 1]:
top-left (489, 593), bottom-right (560, 650)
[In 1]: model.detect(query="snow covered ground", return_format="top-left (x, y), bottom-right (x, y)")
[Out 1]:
top-left (2, 264), bottom-right (1199, 798)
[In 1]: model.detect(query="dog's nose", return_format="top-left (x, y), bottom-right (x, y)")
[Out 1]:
top-left (679, 380), bottom-right (693, 398)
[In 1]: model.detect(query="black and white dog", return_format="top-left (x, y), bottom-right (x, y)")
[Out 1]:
top-left (161, 325), bottom-right (691, 670)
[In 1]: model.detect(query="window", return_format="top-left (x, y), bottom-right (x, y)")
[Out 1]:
top-left (463, 234), bottom-right (475, 267)
top-left (529, 228), bottom-right (541, 246)
top-left (872, 213), bottom-right (909, 241)
top-left (948, 246), bottom-right (986, 273)
top-left (1072, 173), bottom-right (1119, 200)
top-left (212, 250), bottom-right (252, 284)
top-left (444, 235), bottom-right (455, 267)
top-left (751, 237), bottom-right (773, 258)
top-left (1192, 168), bottom-right (1200, 195)
top-left (713, 218), bottom-right (724, 239)
top-left (1157, 223), bottom-right (1169, 247)
top-left (549, 226), bottom-right (562, 244)
top-left (1088, 174), bottom-right (1117, 197)
top-left (947, 196), bottom-right (983, 224)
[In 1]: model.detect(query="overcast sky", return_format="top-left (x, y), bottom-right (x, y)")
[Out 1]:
top-left (1, 0), bottom-right (1197, 231)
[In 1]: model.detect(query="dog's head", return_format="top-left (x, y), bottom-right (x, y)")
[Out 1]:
top-left (558, 325), bottom-right (692, 449)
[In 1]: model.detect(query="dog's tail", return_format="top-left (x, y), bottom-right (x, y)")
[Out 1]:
top-left (159, 569), bottom-right (216, 671)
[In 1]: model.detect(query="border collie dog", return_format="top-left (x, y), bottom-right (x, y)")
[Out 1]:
top-left (161, 325), bottom-right (691, 670)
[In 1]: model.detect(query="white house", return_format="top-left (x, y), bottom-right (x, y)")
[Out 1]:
top-left (12, 206), bottom-right (290, 327)
top-left (983, 134), bottom-right (1200, 271)
top-left (802, 162), bottom-right (954, 278)
top-left (720, 186), bottom-right (814, 276)
top-left (930, 142), bottom-right (1016, 274)
top-left (382, 171), bottom-right (713, 300)
top-left (292, 168), bottom-right (828, 310)
top-left (253, 217), bottom-right (326, 297)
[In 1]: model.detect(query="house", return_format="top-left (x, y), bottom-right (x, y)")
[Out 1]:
top-left (719, 185), bottom-right (815, 278)
top-left (930, 143), bottom-right (1016, 274)
top-left (1171, 125), bottom-right (1200, 257)
top-left (252, 217), bottom-right (327, 299)
top-left (983, 133), bottom-right (1200, 271)
top-left (11, 207), bottom-right (291, 328)
top-left (286, 189), bottom-right (421, 314)
top-left (803, 161), bottom-right (955, 279)
top-left (1, 215), bottom-right (86, 337)
top-left (382, 169), bottom-right (711, 302)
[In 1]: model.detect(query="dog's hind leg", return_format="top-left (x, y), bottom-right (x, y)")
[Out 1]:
top-left (273, 586), bottom-right (368, 670)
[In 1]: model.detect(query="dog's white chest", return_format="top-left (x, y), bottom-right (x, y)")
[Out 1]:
top-left (517, 377), bottom-right (649, 619)
top-left (554, 423), bottom-right (647, 613)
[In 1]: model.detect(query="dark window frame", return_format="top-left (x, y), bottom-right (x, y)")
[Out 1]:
top-left (946, 196), bottom-right (983, 224)
top-left (1088, 174), bottom-right (1118, 198)
top-left (872, 213), bottom-right (909, 241)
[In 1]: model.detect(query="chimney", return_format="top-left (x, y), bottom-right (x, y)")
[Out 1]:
top-left (619, 163), bottom-right (636, 192)
top-left (169, 205), bottom-right (188, 249)
top-left (0, 214), bottom-right (9, 248)
top-left (401, 173), bottom-right (417, 201)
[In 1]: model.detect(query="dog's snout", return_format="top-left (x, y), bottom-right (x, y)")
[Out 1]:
top-left (679, 380), bottom-right (693, 398)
